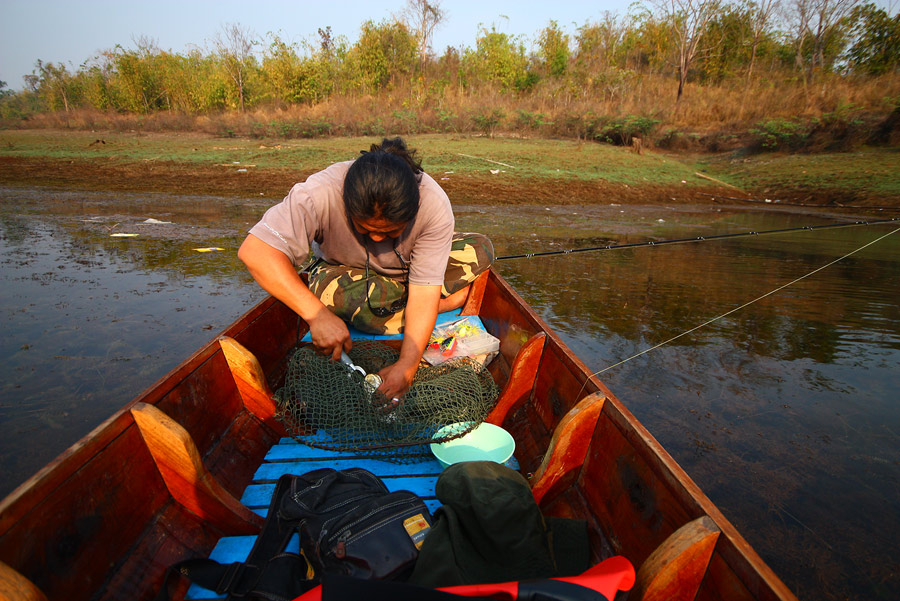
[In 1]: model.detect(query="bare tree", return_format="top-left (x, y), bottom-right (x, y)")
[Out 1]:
top-left (785, 0), bottom-right (858, 81)
top-left (132, 34), bottom-right (160, 56)
top-left (653, 0), bottom-right (721, 101)
top-left (214, 22), bottom-right (256, 111)
top-left (785, 0), bottom-right (813, 72)
top-left (746, 0), bottom-right (781, 81)
top-left (809, 0), bottom-right (858, 72)
top-left (399, 0), bottom-right (447, 69)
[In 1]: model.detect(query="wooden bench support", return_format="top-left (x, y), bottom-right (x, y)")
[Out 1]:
top-left (131, 402), bottom-right (264, 536)
top-left (0, 561), bottom-right (47, 601)
top-left (530, 392), bottom-right (606, 506)
top-left (632, 515), bottom-right (721, 601)
top-left (460, 270), bottom-right (490, 316)
top-left (485, 333), bottom-right (547, 427)
top-left (219, 336), bottom-right (287, 437)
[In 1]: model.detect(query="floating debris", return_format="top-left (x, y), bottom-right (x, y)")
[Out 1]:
top-left (193, 247), bottom-right (224, 253)
top-left (110, 233), bottom-right (139, 238)
top-left (141, 218), bottom-right (172, 225)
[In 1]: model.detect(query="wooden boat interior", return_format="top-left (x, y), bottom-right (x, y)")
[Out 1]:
top-left (0, 269), bottom-right (796, 601)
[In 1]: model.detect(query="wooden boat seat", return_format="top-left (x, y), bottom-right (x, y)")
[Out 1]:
top-left (0, 561), bottom-right (48, 601)
top-left (632, 515), bottom-right (721, 601)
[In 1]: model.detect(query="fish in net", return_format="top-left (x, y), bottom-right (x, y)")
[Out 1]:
top-left (275, 340), bottom-right (500, 460)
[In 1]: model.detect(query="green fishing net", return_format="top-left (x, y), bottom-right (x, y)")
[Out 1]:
top-left (274, 340), bottom-right (500, 459)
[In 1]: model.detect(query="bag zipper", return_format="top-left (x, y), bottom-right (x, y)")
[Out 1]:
top-left (321, 497), bottom-right (422, 551)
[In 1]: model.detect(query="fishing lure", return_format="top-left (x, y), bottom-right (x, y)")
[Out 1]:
top-left (429, 335), bottom-right (457, 356)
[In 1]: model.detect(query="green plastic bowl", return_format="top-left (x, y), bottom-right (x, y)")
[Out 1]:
top-left (430, 422), bottom-right (516, 469)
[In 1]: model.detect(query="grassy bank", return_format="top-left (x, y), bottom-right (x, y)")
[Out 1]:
top-left (1, 129), bottom-right (897, 207)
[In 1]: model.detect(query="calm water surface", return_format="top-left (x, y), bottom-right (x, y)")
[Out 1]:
top-left (1, 188), bottom-right (898, 600)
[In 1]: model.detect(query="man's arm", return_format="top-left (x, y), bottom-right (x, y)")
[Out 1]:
top-left (238, 234), bottom-right (351, 360)
top-left (377, 283), bottom-right (442, 399)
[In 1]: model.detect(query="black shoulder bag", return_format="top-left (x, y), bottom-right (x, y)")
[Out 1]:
top-left (158, 468), bottom-right (432, 600)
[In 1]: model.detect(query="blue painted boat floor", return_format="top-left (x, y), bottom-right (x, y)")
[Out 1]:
top-left (187, 308), bottom-right (508, 599)
top-left (187, 437), bottom-right (519, 599)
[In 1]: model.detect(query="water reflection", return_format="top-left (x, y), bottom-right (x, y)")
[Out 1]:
top-left (1, 190), bottom-right (898, 600)
top-left (0, 188), bottom-right (270, 496)
top-left (479, 207), bottom-right (899, 601)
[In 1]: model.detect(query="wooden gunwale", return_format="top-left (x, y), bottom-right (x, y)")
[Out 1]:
top-left (0, 268), bottom-right (796, 601)
top-left (0, 297), bottom-right (283, 534)
top-left (475, 269), bottom-right (796, 601)
top-left (0, 297), bottom-right (294, 601)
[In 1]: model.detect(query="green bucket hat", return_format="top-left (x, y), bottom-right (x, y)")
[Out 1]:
top-left (408, 461), bottom-right (590, 587)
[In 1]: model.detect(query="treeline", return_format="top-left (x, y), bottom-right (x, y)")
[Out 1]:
top-left (2, 0), bottom-right (899, 151)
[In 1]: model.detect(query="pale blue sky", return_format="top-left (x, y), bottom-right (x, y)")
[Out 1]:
top-left (0, 0), bottom-right (635, 90)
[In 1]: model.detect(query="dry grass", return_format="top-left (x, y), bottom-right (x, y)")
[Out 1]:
top-left (10, 72), bottom-right (900, 151)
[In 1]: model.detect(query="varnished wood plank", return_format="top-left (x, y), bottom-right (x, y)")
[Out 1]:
top-left (218, 337), bottom-right (287, 437)
top-left (695, 551), bottom-right (758, 601)
top-left (97, 502), bottom-right (221, 601)
top-left (530, 392), bottom-right (606, 507)
top-left (632, 516), bottom-right (720, 601)
top-left (155, 352), bottom-right (245, 457)
top-left (577, 412), bottom-right (695, 568)
top-left (0, 421), bottom-right (168, 601)
top-left (229, 298), bottom-right (303, 386)
top-left (476, 272), bottom-right (540, 365)
top-left (695, 532), bottom-right (797, 601)
top-left (0, 561), bottom-right (48, 601)
top-left (203, 412), bottom-right (282, 498)
top-left (485, 333), bottom-right (546, 427)
top-left (131, 403), bottom-right (263, 536)
top-left (459, 270), bottom-right (489, 316)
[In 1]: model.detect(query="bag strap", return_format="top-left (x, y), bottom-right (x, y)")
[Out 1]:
top-left (156, 474), bottom-right (316, 601)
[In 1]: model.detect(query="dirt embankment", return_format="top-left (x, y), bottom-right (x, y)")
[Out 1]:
top-left (0, 155), bottom-right (737, 205)
top-left (2, 153), bottom-right (896, 209)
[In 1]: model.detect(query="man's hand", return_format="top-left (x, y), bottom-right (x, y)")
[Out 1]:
top-left (377, 358), bottom-right (418, 400)
top-left (307, 305), bottom-right (352, 361)
top-left (238, 235), bottom-right (352, 361)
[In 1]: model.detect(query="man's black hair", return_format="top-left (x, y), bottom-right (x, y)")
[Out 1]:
top-left (344, 137), bottom-right (422, 224)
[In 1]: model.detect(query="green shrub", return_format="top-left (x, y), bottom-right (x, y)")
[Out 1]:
top-left (434, 108), bottom-right (458, 132)
top-left (472, 108), bottom-right (505, 137)
top-left (392, 109), bottom-right (420, 134)
top-left (515, 110), bottom-right (552, 129)
top-left (593, 114), bottom-right (660, 145)
top-left (750, 118), bottom-right (811, 150)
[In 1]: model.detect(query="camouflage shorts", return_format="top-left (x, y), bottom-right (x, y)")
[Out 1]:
top-left (307, 233), bottom-right (494, 335)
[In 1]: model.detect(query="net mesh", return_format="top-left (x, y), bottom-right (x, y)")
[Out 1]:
top-left (275, 340), bottom-right (500, 460)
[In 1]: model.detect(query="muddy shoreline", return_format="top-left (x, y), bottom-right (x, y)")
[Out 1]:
top-left (0, 154), bottom-right (859, 208)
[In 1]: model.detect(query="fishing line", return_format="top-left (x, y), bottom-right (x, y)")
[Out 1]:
top-left (576, 226), bottom-right (900, 397)
top-left (495, 217), bottom-right (899, 261)
top-left (695, 192), bottom-right (900, 211)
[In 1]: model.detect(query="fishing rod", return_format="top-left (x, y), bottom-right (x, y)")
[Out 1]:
top-left (495, 217), bottom-right (900, 261)
top-left (695, 192), bottom-right (900, 211)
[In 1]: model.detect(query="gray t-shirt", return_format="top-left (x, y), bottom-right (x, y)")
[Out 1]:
top-left (249, 160), bottom-right (454, 286)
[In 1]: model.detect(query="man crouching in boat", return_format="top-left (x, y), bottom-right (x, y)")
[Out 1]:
top-left (238, 137), bottom-right (493, 399)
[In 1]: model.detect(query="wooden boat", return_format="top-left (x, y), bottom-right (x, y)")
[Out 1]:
top-left (0, 268), bottom-right (797, 601)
